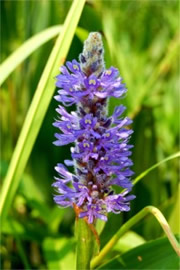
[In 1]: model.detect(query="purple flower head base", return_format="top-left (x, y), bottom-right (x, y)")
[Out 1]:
top-left (53, 32), bottom-right (135, 223)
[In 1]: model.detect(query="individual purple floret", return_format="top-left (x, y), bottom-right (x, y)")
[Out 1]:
top-left (52, 32), bottom-right (135, 224)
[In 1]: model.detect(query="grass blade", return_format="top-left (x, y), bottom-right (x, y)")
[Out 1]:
top-left (91, 206), bottom-right (180, 268)
top-left (0, 26), bottom-right (88, 86)
top-left (0, 25), bottom-right (62, 86)
top-left (133, 152), bottom-right (180, 186)
top-left (0, 0), bottom-right (86, 225)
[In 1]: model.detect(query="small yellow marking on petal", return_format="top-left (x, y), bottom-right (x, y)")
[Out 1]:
top-left (89, 79), bottom-right (96, 85)
top-left (105, 133), bottom-right (110, 137)
top-left (85, 119), bottom-right (92, 124)
top-left (73, 64), bottom-right (79, 70)
top-left (105, 70), bottom-right (112, 75)
top-left (83, 142), bottom-right (90, 148)
top-left (104, 156), bottom-right (109, 160)
top-left (69, 88), bottom-right (73, 92)
top-left (67, 124), bottom-right (71, 129)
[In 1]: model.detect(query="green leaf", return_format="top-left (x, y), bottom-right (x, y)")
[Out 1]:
top-left (47, 207), bottom-right (66, 233)
top-left (91, 206), bottom-right (180, 268)
top-left (0, 25), bottom-right (88, 86)
top-left (19, 172), bottom-right (46, 203)
top-left (27, 199), bottom-right (51, 224)
top-left (7, 218), bottom-right (31, 269)
top-left (0, 25), bottom-right (62, 86)
top-left (2, 216), bottom-right (50, 243)
top-left (168, 183), bottom-right (180, 234)
top-left (98, 236), bottom-right (180, 270)
top-left (0, 0), bottom-right (86, 225)
top-left (43, 237), bottom-right (75, 270)
top-left (75, 27), bottom-right (89, 43)
top-left (133, 152), bottom-right (180, 186)
top-left (100, 152), bottom-right (180, 251)
top-left (114, 231), bottom-right (146, 253)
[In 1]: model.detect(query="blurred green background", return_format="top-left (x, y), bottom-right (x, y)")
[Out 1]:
top-left (0, 0), bottom-right (179, 269)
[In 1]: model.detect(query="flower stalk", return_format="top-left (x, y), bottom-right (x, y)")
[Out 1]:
top-left (75, 218), bottom-right (95, 270)
top-left (53, 32), bottom-right (135, 270)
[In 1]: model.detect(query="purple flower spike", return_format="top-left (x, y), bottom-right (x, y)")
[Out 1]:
top-left (53, 32), bottom-right (135, 223)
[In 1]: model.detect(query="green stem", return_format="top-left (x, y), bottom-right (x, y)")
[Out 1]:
top-left (76, 218), bottom-right (95, 270)
top-left (91, 206), bottom-right (180, 268)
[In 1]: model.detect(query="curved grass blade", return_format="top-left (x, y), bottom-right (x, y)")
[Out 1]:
top-left (0, 25), bottom-right (62, 86)
top-left (0, 26), bottom-right (88, 86)
top-left (91, 206), bottom-right (180, 268)
top-left (133, 152), bottom-right (180, 186)
top-left (0, 0), bottom-right (86, 225)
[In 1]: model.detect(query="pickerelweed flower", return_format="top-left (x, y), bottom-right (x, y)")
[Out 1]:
top-left (53, 32), bottom-right (135, 224)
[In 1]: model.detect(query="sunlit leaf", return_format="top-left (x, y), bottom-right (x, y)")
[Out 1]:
top-left (43, 237), bottom-right (75, 270)
top-left (98, 236), bottom-right (179, 270)
top-left (114, 231), bottom-right (146, 253)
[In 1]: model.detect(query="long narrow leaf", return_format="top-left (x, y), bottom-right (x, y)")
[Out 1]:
top-left (0, 25), bottom-right (62, 86)
top-left (98, 236), bottom-right (179, 270)
top-left (91, 206), bottom-right (180, 268)
top-left (133, 152), bottom-right (180, 186)
top-left (0, 26), bottom-right (88, 86)
top-left (0, 0), bottom-right (86, 225)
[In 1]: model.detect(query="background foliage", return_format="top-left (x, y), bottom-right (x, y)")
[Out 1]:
top-left (0, 0), bottom-right (179, 269)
